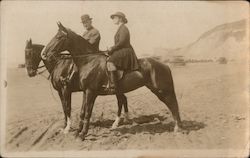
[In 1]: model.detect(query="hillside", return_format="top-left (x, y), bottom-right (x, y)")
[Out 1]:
top-left (155, 19), bottom-right (248, 60)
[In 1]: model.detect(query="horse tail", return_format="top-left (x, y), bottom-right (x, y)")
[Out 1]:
top-left (146, 58), bottom-right (176, 93)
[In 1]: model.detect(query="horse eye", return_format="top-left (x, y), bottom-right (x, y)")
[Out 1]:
top-left (56, 35), bottom-right (61, 39)
top-left (25, 50), bottom-right (32, 56)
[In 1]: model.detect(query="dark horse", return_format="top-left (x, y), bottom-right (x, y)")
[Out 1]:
top-left (25, 39), bottom-right (130, 133)
top-left (42, 22), bottom-right (183, 140)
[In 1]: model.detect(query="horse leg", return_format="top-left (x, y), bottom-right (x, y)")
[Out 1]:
top-left (78, 89), bottom-right (97, 140)
top-left (112, 94), bottom-right (129, 129)
top-left (77, 91), bottom-right (86, 136)
top-left (122, 94), bottom-right (130, 123)
top-left (58, 91), bottom-right (68, 129)
top-left (111, 94), bottom-right (123, 129)
top-left (149, 87), bottom-right (182, 132)
top-left (59, 88), bottom-right (72, 134)
top-left (63, 91), bottom-right (72, 134)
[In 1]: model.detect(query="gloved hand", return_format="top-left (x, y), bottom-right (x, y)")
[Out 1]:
top-left (107, 47), bottom-right (113, 55)
top-left (103, 51), bottom-right (109, 56)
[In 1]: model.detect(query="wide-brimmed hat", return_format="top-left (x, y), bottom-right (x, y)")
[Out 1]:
top-left (110, 12), bottom-right (128, 23)
top-left (81, 14), bottom-right (92, 23)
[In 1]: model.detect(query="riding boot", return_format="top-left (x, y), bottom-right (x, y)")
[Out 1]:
top-left (109, 71), bottom-right (118, 93)
top-left (67, 64), bottom-right (77, 82)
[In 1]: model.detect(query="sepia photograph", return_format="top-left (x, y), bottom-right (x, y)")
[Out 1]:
top-left (0, 1), bottom-right (249, 157)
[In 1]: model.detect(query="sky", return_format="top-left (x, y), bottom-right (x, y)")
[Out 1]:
top-left (0, 1), bottom-right (248, 67)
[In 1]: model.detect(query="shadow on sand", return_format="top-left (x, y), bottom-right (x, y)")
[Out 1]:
top-left (90, 114), bottom-right (206, 134)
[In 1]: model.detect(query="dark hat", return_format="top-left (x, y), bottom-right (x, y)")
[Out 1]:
top-left (81, 14), bottom-right (92, 23)
top-left (110, 12), bottom-right (128, 23)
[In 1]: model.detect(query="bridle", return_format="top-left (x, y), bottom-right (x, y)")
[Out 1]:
top-left (25, 48), bottom-right (46, 75)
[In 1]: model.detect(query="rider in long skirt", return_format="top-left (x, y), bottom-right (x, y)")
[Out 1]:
top-left (107, 12), bottom-right (139, 92)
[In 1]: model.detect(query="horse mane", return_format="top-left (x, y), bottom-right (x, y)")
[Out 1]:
top-left (67, 28), bottom-right (94, 52)
top-left (33, 44), bottom-right (45, 49)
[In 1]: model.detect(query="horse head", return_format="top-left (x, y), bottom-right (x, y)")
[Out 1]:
top-left (25, 39), bottom-right (44, 77)
top-left (42, 22), bottom-right (93, 61)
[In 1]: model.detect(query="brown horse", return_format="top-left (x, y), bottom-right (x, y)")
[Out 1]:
top-left (25, 39), bottom-right (129, 134)
top-left (42, 22), bottom-right (183, 140)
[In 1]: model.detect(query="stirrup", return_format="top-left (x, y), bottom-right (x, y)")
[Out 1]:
top-left (109, 87), bottom-right (116, 93)
top-left (104, 86), bottom-right (116, 93)
top-left (102, 84), bottom-right (114, 92)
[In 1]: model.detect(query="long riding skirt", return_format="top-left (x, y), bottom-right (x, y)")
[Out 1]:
top-left (108, 47), bottom-right (139, 71)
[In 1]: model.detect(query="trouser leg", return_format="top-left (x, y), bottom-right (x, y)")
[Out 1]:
top-left (107, 62), bottom-right (118, 93)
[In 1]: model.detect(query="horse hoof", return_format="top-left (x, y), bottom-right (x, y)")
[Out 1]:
top-left (63, 129), bottom-right (69, 134)
top-left (79, 134), bottom-right (86, 141)
top-left (58, 128), bottom-right (65, 133)
top-left (174, 126), bottom-right (179, 133)
top-left (132, 121), bottom-right (138, 126)
top-left (75, 136), bottom-right (82, 142)
top-left (111, 126), bottom-right (117, 130)
top-left (111, 124), bottom-right (119, 130)
top-left (123, 119), bottom-right (131, 125)
top-left (174, 126), bottom-right (188, 134)
top-left (74, 131), bottom-right (79, 138)
top-left (178, 128), bottom-right (189, 134)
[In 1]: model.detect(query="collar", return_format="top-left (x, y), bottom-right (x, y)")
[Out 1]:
top-left (86, 26), bottom-right (94, 31)
top-left (117, 23), bottom-right (123, 31)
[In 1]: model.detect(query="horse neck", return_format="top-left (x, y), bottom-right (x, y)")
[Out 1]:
top-left (43, 55), bottom-right (63, 74)
top-left (32, 44), bottom-right (57, 73)
top-left (67, 33), bottom-right (95, 63)
top-left (67, 46), bottom-right (88, 67)
top-left (68, 42), bottom-right (97, 67)
top-left (43, 60), bottom-right (56, 74)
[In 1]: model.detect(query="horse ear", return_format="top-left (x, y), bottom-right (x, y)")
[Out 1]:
top-left (26, 39), bottom-right (32, 47)
top-left (26, 40), bottom-right (29, 46)
top-left (57, 21), bottom-right (68, 34)
top-left (57, 21), bottom-right (61, 28)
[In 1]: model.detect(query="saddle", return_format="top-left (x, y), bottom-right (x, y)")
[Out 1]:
top-left (99, 50), bottom-right (125, 81)
top-left (62, 51), bottom-right (136, 88)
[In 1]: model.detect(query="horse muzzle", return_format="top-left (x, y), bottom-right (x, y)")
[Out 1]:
top-left (27, 69), bottom-right (37, 77)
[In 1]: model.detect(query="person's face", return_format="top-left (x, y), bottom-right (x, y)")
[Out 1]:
top-left (112, 16), bottom-right (120, 25)
top-left (82, 20), bottom-right (92, 30)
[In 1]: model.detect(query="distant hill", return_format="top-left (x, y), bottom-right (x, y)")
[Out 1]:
top-left (155, 19), bottom-right (248, 61)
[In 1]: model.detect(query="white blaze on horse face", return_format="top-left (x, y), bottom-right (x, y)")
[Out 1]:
top-left (40, 46), bottom-right (47, 60)
top-left (63, 116), bottom-right (71, 134)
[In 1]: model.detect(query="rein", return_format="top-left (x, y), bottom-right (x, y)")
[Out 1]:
top-left (42, 51), bottom-right (108, 80)
top-left (38, 65), bottom-right (45, 69)
top-left (36, 64), bottom-right (49, 79)
top-left (59, 52), bottom-right (109, 59)
top-left (26, 63), bottom-right (46, 74)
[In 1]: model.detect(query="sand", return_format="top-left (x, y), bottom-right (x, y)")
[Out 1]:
top-left (4, 62), bottom-right (249, 154)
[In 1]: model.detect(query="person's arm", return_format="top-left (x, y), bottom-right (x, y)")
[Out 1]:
top-left (88, 30), bottom-right (100, 44)
top-left (110, 26), bottom-right (129, 53)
